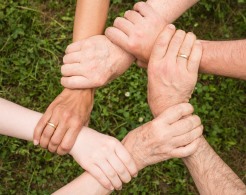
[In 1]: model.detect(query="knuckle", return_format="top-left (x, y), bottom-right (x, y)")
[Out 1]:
top-left (173, 30), bottom-right (186, 42)
top-left (134, 1), bottom-right (145, 10)
top-left (116, 184), bottom-right (122, 190)
top-left (187, 32), bottom-right (196, 39)
top-left (185, 133), bottom-right (193, 144)
top-left (127, 39), bottom-right (139, 51)
top-left (124, 10), bottom-right (130, 18)
top-left (118, 167), bottom-right (126, 175)
top-left (42, 131), bottom-right (52, 139)
top-left (59, 143), bottom-right (71, 152)
top-left (104, 181), bottom-right (112, 190)
top-left (198, 125), bottom-right (204, 135)
top-left (193, 115), bottom-right (201, 125)
top-left (181, 150), bottom-right (189, 157)
top-left (50, 137), bottom-right (60, 146)
top-left (113, 17), bottom-right (121, 27)
top-left (48, 146), bottom-right (56, 153)
top-left (125, 176), bottom-right (131, 183)
top-left (155, 35), bottom-right (168, 48)
top-left (108, 170), bottom-right (116, 178)
top-left (62, 110), bottom-right (72, 120)
top-left (184, 118), bottom-right (193, 129)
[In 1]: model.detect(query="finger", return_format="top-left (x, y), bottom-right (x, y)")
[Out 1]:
top-left (98, 159), bottom-right (123, 190)
top-left (115, 143), bottom-right (138, 177)
top-left (39, 119), bottom-right (58, 149)
top-left (63, 51), bottom-right (82, 64)
top-left (65, 40), bottom-right (84, 54)
top-left (108, 154), bottom-right (132, 184)
top-left (177, 32), bottom-right (196, 67)
top-left (165, 30), bottom-right (186, 59)
top-left (149, 24), bottom-right (176, 62)
top-left (61, 63), bottom-right (83, 77)
top-left (133, 1), bottom-right (154, 17)
top-left (187, 40), bottom-right (202, 73)
top-left (124, 10), bottom-right (143, 24)
top-left (33, 110), bottom-right (52, 145)
top-left (61, 76), bottom-right (92, 89)
top-left (56, 127), bottom-right (81, 155)
top-left (87, 164), bottom-right (114, 191)
top-left (113, 17), bottom-right (134, 35)
top-left (159, 103), bottom-right (194, 125)
top-left (172, 125), bottom-right (203, 147)
top-left (170, 115), bottom-right (201, 136)
top-left (48, 123), bottom-right (67, 153)
top-left (136, 60), bottom-right (148, 68)
top-left (170, 137), bottom-right (202, 158)
top-left (105, 27), bottom-right (129, 52)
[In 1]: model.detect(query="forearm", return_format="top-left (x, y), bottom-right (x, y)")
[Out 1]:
top-left (147, 0), bottom-right (198, 23)
top-left (0, 98), bottom-right (111, 194)
top-left (0, 98), bottom-right (41, 140)
top-left (73, 0), bottom-right (110, 41)
top-left (200, 40), bottom-right (246, 80)
top-left (53, 172), bottom-right (111, 195)
top-left (183, 136), bottom-right (246, 194)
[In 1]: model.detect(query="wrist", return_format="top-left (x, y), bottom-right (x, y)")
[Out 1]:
top-left (146, 0), bottom-right (169, 24)
top-left (182, 136), bottom-right (210, 164)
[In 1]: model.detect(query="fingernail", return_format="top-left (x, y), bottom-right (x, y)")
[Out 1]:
top-left (168, 24), bottom-right (175, 30)
top-left (110, 186), bottom-right (114, 191)
top-left (133, 173), bottom-right (138, 178)
top-left (33, 140), bottom-right (39, 146)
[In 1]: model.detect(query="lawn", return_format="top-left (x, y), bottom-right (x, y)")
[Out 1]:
top-left (0, 0), bottom-right (245, 194)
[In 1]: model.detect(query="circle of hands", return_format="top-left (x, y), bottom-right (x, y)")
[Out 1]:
top-left (33, 2), bottom-right (203, 191)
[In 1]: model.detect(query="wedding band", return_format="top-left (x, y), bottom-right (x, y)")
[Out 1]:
top-left (178, 54), bottom-right (189, 59)
top-left (47, 122), bottom-right (57, 129)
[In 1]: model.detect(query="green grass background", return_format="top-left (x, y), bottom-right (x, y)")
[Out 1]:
top-left (0, 0), bottom-right (245, 194)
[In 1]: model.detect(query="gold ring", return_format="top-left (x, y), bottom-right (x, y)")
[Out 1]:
top-left (47, 122), bottom-right (57, 129)
top-left (178, 54), bottom-right (189, 59)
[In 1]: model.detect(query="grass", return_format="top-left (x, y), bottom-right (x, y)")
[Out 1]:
top-left (0, 0), bottom-right (245, 194)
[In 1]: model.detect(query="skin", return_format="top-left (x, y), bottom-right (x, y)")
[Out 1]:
top-left (53, 26), bottom-right (204, 194)
top-left (53, 103), bottom-right (203, 195)
top-left (148, 25), bottom-right (246, 194)
top-left (60, 0), bottom-right (198, 89)
top-left (0, 98), bottom-right (137, 191)
top-left (33, 0), bottom-right (110, 155)
top-left (0, 99), bottom-right (202, 194)
top-left (147, 24), bottom-right (201, 116)
top-left (106, 1), bottom-right (246, 79)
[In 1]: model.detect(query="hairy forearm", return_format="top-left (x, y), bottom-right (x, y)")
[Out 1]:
top-left (73, 0), bottom-right (110, 41)
top-left (147, 0), bottom-right (198, 23)
top-left (183, 136), bottom-right (246, 194)
top-left (200, 40), bottom-right (246, 80)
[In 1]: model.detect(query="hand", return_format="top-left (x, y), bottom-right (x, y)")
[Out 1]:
top-left (105, 2), bottom-right (166, 67)
top-left (61, 35), bottom-right (135, 89)
top-left (70, 127), bottom-right (138, 191)
top-left (33, 88), bottom-right (94, 155)
top-left (122, 103), bottom-right (203, 170)
top-left (148, 25), bottom-right (202, 117)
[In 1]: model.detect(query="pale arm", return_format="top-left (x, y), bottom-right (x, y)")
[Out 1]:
top-left (0, 98), bottom-right (112, 194)
top-left (200, 40), bottom-right (246, 80)
top-left (183, 136), bottom-right (246, 194)
top-left (147, 0), bottom-right (198, 23)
